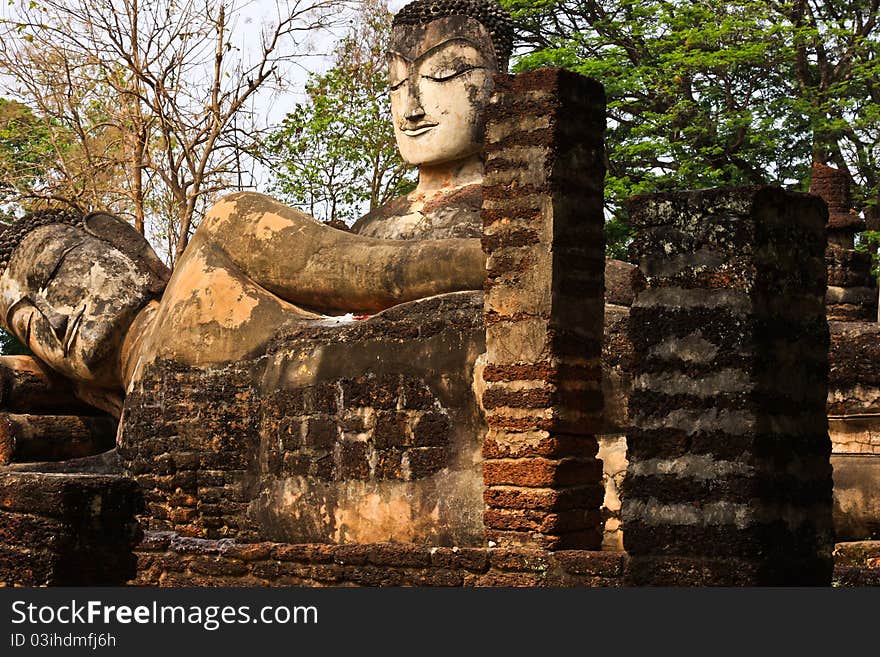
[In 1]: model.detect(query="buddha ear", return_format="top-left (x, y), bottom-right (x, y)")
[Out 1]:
top-left (83, 212), bottom-right (171, 295)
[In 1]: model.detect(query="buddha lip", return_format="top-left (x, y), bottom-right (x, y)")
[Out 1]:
top-left (402, 123), bottom-right (437, 136)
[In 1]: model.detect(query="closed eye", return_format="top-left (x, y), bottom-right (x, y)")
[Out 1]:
top-left (40, 241), bottom-right (84, 293)
top-left (423, 65), bottom-right (484, 82)
top-left (389, 79), bottom-right (406, 91)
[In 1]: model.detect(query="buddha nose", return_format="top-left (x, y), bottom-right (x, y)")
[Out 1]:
top-left (403, 83), bottom-right (425, 122)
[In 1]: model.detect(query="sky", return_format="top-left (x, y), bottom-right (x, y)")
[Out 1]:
top-left (245, 0), bottom-right (407, 127)
top-left (229, 0), bottom-right (409, 195)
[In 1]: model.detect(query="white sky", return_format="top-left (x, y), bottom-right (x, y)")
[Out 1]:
top-left (246, 0), bottom-right (407, 127)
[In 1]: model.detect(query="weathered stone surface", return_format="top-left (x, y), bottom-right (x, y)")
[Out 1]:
top-left (0, 213), bottom-right (170, 416)
top-left (832, 455), bottom-right (880, 540)
top-left (827, 303), bottom-right (877, 322)
top-left (826, 249), bottom-right (874, 288)
top-left (0, 413), bottom-right (117, 465)
top-left (829, 416), bottom-right (880, 456)
top-left (0, 355), bottom-right (98, 414)
top-left (810, 163), bottom-right (864, 233)
top-left (832, 540), bottom-right (880, 586)
top-left (604, 259), bottom-right (641, 307)
top-left (131, 530), bottom-right (623, 587)
top-left (353, 184), bottom-right (482, 241)
top-left (601, 304), bottom-right (631, 433)
top-left (0, 469), bottom-right (143, 585)
top-left (828, 321), bottom-right (880, 414)
top-left (624, 187), bottom-right (834, 586)
top-left (120, 291), bottom-right (487, 546)
top-left (129, 530), bottom-right (876, 587)
top-left (827, 286), bottom-right (877, 305)
top-left (480, 68), bottom-right (606, 550)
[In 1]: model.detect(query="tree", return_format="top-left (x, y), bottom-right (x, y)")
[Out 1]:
top-left (0, 98), bottom-right (63, 210)
top-left (0, 0), bottom-right (350, 263)
top-left (780, 0), bottom-right (880, 225)
top-left (504, 0), bottom-right (880, 258)
top-left (265, 0), bottom-right (414, 224)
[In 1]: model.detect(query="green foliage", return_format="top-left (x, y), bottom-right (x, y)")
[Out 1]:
top-left (0, 327), bottom-right (29, 355)
top-left (265, 0), bottom-right (415, 224)
top-left (0, 98), bottom-right (61, 211)
top-left (504, 0), bottom-right (880, 261)
top-left (858, 230), bottom-right (880, 278)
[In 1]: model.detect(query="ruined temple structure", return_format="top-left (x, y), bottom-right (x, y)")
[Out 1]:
top-left (812, 163), bottom-right (878, 322)
top-left (1, 66), bottom-right (877, 586)
top-left (814, 164), bottom-right (880, 546)
top-left (0, 0), bottom-right (878, 587)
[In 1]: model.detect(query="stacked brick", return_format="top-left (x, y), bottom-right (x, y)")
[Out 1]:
top-left (828, 321), bottom-right (880, 455)
top-left (261, 375), bottom-right (452, 484)
top-left (810, 164), bottom-right (877, 321)
top-left (119, 291), bottom-right (485, 544)
top-left (0, 471), bottom-right (142, 585)
top-left (119, 360), bottom-right (261, 540)
top-left (480, 68), bottom-right (606, 550)
top-left (133, 530), bottom-right (624, 587)
top-left (624, 188), bottom-right (835, 585)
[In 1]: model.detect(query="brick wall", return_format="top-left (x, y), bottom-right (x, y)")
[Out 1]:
top-left (0, 471), bottom-right (142, 585)
top-left (480, 68), bottom-right (607, 550)
top-left (120, 292), bottom-right (487, 545)
top-left (132, 530), bottom-right (624, 587)
top-left (120, 359), bottom-right (260, 540)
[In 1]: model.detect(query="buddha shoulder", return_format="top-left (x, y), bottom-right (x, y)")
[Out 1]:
top-left (352, 184), bottom-right (482, 240)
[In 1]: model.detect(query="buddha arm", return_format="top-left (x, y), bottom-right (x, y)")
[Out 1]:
top-left (204, 192), bottom-right (485, 314)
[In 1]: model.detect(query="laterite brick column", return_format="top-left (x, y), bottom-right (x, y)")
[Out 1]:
top-left (480, 68), bottom-right (606, 550)
top-left (624, 188), bottom-right (835, 585)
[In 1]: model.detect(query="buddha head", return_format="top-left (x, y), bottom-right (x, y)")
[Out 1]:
top-left (388, 0), bottom-right (513, 167)
top-left (0, 210), bottom-right (169, 389)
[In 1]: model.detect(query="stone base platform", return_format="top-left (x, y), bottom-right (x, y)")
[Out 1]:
top-left (130, 531), bottom-right (879, 587)
top-left (0, 466), bottom-right (143, 586)
top-left (832, 541), bottom-right (880, 586)
top-left (131, 531), bottom-right (625, 587)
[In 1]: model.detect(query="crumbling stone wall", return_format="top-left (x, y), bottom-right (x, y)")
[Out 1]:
top-left (120, 359), bottom-right (261, 540)
top-left (623, 187), bottom-right (835, 585)
top-left (0, 471), bottom-right (142, 585)
top-left (810, 163), bottom-right (877, 321)
top-left (130, 530), bottom-right (878, 587)
top-left (120, 292), bottom-right (487, 545)
top-left (133, 530), bottom-right (624, 587)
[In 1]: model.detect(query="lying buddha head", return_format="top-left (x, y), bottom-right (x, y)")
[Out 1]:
top-left (388, 0), bottom-right (513, 167)
top-left (0, 210), bottom-right (169, 390)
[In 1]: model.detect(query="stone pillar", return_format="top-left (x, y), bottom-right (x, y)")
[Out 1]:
top-left (480, 68), bottom-right (606, 550)
top-left (809, 164), bottom-right (877, 321)
top-left (624, 188), bottom-right (835, 585)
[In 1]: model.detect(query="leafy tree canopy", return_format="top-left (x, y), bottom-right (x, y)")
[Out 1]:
top-left (0, 327), bottom-right (29, 355)
top-left (265, 0), bottom-right (414, 225)
top-left (504, 0), bottom-right (880, 259)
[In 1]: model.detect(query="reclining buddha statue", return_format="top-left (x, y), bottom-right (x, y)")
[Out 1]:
top-left (0, 0), bottom-right (514, 418)
top-left (0, 1), bottom-right (611, 548)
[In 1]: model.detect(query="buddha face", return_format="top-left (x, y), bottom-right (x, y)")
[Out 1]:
top-left (0, 224), bottom-right (157, 388)
top-left (388, 16), bottom-right (498, 167)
